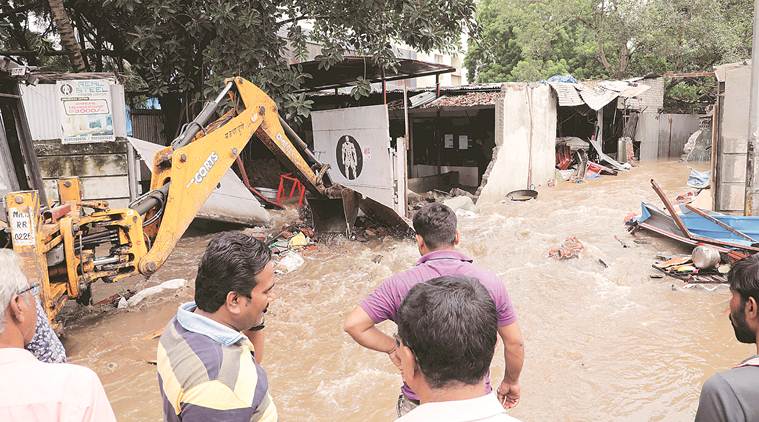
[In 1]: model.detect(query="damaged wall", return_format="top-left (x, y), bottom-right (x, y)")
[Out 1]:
top-left (477, 84), bottom-right (557, 204)
top-left (714, 64), bottom-right (751, 212)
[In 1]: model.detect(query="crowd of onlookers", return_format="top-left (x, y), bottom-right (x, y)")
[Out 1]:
top-left (0, 202), bottom-right (757, 421)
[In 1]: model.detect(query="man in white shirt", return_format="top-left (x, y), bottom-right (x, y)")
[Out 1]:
top-left (393, 276), bottom-right (521, 422)
top-left (0, 250), bottom-right (116, 422)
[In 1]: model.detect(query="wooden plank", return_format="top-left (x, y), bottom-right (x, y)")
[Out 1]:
top-left (37, 154), bottom-right (127, 178)
top-left (33, 139), bottom-right (127, 156)
top-left (43, 176), bottom-right (130, 201)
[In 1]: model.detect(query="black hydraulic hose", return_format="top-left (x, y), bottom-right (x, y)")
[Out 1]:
top-left (129, 184), bottom-right (170, 217)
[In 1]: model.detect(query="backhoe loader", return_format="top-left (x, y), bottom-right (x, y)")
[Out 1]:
top-left (2, 76), bottom-right (404, 328)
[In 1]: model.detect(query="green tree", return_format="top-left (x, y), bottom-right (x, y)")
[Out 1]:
top-left (466, 0), bottom-right (753, 83)
top-left (2, 0), bottom-right (476, 137)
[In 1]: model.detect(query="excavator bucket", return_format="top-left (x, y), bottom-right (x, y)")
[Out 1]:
top-left (308, 188), bottom-right (361, 235)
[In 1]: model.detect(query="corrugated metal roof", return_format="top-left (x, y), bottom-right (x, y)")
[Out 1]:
top-left (420, 91), bottom-right (499, 108)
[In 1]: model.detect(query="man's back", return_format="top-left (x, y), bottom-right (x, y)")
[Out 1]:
top-left (0, 348), bottom-right (115, 422)
top-left (361, 250), bottom-right (516, 326)
top-left (696, 358), bottom-right (759, 422)
top-left (396, 394), bottom-right (521, 422)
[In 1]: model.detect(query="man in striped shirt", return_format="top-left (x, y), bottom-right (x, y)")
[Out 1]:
top-left (158, 232), bottom-right (277, 421)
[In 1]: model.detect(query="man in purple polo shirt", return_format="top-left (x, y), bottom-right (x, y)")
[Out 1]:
top-left (344, 202), bottom-right (524, 417)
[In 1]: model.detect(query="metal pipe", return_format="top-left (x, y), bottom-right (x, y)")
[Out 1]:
top-left (130, 183), bottom-right (170, 216)
top-left (746, 0), bottom-right (759, 215)
top-left (278, 115), bottom-right (332, 186)
top-left (170, 81), bottom-right (233, 150)
top-left (126, 143), bottom-right (138, 202)
top-left (93, 256), bottom-right (120, 266)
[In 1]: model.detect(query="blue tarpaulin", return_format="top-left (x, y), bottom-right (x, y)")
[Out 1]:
top-left (546, 75), bottom-right (578, 84)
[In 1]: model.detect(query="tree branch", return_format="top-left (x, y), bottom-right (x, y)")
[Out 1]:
top-left (0, 3), bottom-right (40, 19)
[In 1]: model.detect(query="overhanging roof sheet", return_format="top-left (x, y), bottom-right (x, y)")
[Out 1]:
top-left (292, 56), bottom-right (455, 92)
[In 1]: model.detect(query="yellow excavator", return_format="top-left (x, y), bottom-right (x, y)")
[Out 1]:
top-left (2, 76), bottom-right (399, 328)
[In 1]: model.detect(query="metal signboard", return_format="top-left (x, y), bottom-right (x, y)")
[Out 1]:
top-left (312, 104), bottom-right (398, 212)
top-left (56, 79), bottom-right (115, 144)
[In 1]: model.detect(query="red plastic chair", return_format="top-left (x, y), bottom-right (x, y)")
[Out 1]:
top-left (276, 173), bottom-right (306, 207)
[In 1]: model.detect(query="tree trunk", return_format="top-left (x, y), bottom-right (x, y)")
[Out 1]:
top-left (159, 93), bottom-right (182, 146)
top-left (47, 0), bottom-right (85, 71)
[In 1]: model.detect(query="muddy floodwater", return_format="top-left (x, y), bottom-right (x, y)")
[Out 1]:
top-left (61, 161), bottom-right (755, 421)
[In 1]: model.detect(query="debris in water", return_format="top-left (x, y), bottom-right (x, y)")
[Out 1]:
top-left (614, 235), bottom-right (630, 248)
top-left (443, 195), bottom-right (476, 212)
top-left (127, 278), bottom-right (187, 307)
top-left (288, 232), bottom-right (309, 248)
top-left (276, 252), bottom-right (305, 274)
top-left (548, 236), bottom-right (584, 260)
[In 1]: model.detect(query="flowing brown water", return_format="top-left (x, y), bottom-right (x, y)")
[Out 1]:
top-left (62, 161), bottom-right (755, 421)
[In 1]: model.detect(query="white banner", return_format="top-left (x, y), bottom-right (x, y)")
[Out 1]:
top-left (56, 79), bottom-right (115, 144)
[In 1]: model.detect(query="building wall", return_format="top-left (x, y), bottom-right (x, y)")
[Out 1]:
top-left (477, 84), bottom-right (557, 204)
top-left (619, 77), bottom-right (664, 112)
top-left (715, 65), bottom-right (751, 212)
top-left (656, 114), bottom-right (701, 159)
top-left (20, 80), bottom-right (132, 208)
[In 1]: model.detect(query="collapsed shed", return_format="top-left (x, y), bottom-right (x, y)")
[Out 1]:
top-left (300, 76), bottom-right (660, 207)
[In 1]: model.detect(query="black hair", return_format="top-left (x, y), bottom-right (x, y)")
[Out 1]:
top-left (194, 232), bottom-right (272, 312)
top-left (412, 202), bottom-right (457, 250)
top-left (396, 276), bottom-right (497, 389)
top-left (729, 254), bottom-right (759, 305)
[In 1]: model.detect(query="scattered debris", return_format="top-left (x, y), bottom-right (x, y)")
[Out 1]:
top-left (548, 236), bottom-right (584, 260)
top-left (127, 278), bottom-right (187, 307)
top-left (649, 273), bottom-right (664, 279)
top-left (614, 235), bottom-right (630, 248)
top-left (675, 191), bottom-right (697, 204)
top-left (449, 188), bottom-right (476, 200)
top-left (588, 137), bottom-right (631, 172)
top-left (598, 258), bottom-right (608, 268)
top-left (627, 179), bottom-right (757, 258)
top-left (288, 232), bottom-right (309, 248)
top-left (692, 246), bottom-right (720, 269)
top-left (650, 251), bottom-right (729, 284)
top-left (371, 255), bottom-right (383, 264)
top-left (443, 195), bottom-right (476, 212)
top-left (276, 251), bottom-right (305, 274)
top-left (142, 328), bottom-right (164, 341)
top-left (687, 169), bottom-right (711, 189)
top-left (94, 293), bottom-right (123, 306)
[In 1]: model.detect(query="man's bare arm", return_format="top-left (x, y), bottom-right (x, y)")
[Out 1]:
top-left (496, 322), bottom-right (524, 409)
top-left (343, 306), bottom-right (396, 353)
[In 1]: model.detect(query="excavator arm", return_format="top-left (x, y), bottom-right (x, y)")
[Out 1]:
top-left (4, 76), bottom-right (400, 325)
top-left (130, 77), bottom-right (353, 276)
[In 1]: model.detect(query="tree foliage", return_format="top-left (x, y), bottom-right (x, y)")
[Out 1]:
top-left (466, 0), bottom-right (753, 83)
top-left (1, 0), bottom-right (475, 135)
